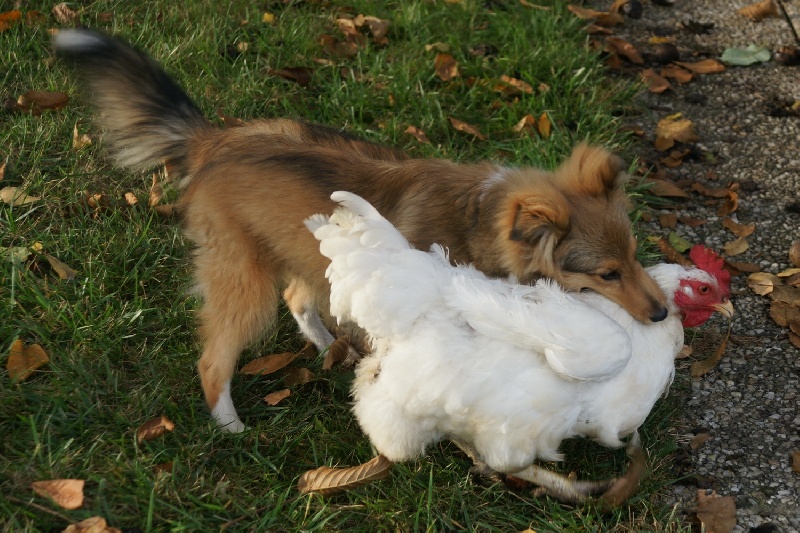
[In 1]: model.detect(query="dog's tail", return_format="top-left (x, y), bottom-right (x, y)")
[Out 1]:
top-left (54, 29), bottom-right (210, 173)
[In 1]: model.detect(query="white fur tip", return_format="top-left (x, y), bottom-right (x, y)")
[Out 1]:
top-left (53, 29), bottom-right (106, 51)
top-left (304, 213), bottom-right (330, 234)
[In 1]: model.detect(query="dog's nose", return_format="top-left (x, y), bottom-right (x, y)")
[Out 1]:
top-left (650, 306), bottom-right (668, 322)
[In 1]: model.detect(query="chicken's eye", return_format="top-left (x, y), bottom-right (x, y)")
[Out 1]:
top-left (600, 271), bottom-right (620, 281)
top-left (698, 285), bottom-right (709, 294)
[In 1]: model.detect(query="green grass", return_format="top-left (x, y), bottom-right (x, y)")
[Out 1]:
top-left (1, 1), bottom-right (687, 530)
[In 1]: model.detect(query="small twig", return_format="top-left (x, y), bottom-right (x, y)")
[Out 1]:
top-left (6, 495), bottom-right (71, 523)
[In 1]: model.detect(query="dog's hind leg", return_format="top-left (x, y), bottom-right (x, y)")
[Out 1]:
top-left (194, 243), bottom-right (279, 433)
top-left (284, 278), bottom-right (336, 349)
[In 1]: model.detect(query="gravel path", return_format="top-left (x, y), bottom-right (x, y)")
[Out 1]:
top-left (593, 0), bottom-right (800, 530)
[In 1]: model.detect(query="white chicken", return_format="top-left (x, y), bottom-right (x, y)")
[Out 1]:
top-left (304, 191), bottom-right (733, 502)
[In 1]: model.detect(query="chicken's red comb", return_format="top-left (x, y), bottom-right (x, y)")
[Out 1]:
top-left (689, 245), bottom-right (731, 291)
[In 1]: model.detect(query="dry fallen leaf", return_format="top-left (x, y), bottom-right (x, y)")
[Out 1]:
top-left (654, 114), bottom-right (698, 151)
top-left (673, 59), bottom-right (726, 74)
top-left (656, 236), bottom-right (694, 267)
top-left (1, 186), bottom-right (40, 206)
top-left (789, 241), bottom-right (800, 267)
top-left (264, 389), bottom-right (291, 406)
top-left (643, 177), bottom-right (690, 198)
top-left (642, 68), bottom-right (670, 93)
top-left (404, 125), bottom-right (430, 144)
top-left (270, 67), bottom-right (313, 87)
top-left (72, 123), bottom-right (92, 150)
top-left (567, 5), bottom-right (624, 26)
top-left (605, 37), bottom-right (644, 64)
top-left (512, 114), bottom-right (537, 134)
top-left (123, 192), bottom-right (138, 206)
top-left (678, 215), bottom-right (708, 227)
top-left (7, 339), bottom-right (49, 381)
top-left (448, 117), bottom-right (486, 140)
top-left (282, 367), bottom-right (315, 387)
top-left (239, 352), bottom-right (298, 375)
top-left (494, 74), bottom-right (533, 96)
top-left (677, 345), bottom-right (693, 359)
top-left (725, 260), bottom-right (761, 275)
top-left (791, 450), bottom-right (800, 474)
top-left (695, 490), bottom-right (737, 533)
top-left (770, 300), bottom-right (800, 327)
top-left (747, 272), bottom-right (781, 296)
top-left (689, 326), bottom-right (729, 377)
top-left (31, 479), bottom-right (84, 510)
top-left (738, 0), bottom-right (779, 21)
top-left (15, 90), bottom-right (69, 114)
top-left (722, 217), bottom-right (755, 238)
top-left (717, 190), bottom-right (738, 217)
top-left (137, 415), bottom-right (175, 442)
top-left (323, 337), bottom-right (350, 370)
top-left (723, 236), bottom-right (749, 256)
top-left (0, 9), bottom-right (22, 31)
top-left (43, 252), bottom-right (78, 280)
top-left (63, 516), bottom-right (122, 533)
top-left (690, 432), bottom-right (711, 450)
top-left (537, 112), bottom-right (551, 137)
top-left (298, 454), bottom-right (392, 495)
top-left (659, 212), bottom-right (677, 229)
top-left (434, 53), bottom-right (459, 81)
top-left (53, 3), bottom-right (80, 25)
top-left (661, 64), bottom-right (693, 83)
top-left (362, 15), bottom-right (390, 41)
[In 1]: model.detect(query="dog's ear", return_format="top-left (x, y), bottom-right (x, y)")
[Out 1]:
top-left (555, 143), bottom-right (627, 197)
top-left (507, 188), bottom-right (571, 259)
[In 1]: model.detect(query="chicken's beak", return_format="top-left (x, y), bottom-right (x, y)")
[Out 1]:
top-left (713, 300), bottom-right (734, 318)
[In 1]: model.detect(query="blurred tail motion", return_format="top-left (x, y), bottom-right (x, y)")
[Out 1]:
top-left (54, 29), bottom-right (210, 174)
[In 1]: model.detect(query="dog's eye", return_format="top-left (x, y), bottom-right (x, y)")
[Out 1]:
top-left (600, 271), bottom-right (621, 281)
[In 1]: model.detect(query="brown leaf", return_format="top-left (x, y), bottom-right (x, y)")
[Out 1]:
top-left (537, 112), bottom-right (551, 138)
top-left (790, 331), bottom-right (800, 349)
top-left (296, 341), bottom-right (317, 359)
top-left (512, 114), bottom-right (537, 134)
top-left (778, 267), bottom-right (800, 278)
top-left (152, 462), bottom-right (173, 474)
top-left (31, 479), bottom-right (84, 510)
top-left (673, 59), bottom-right (726, 74)
top-left (677, 345), bottom-right (693, 359)
top-left (661, 64), bottom-right (693, 83)
top-left (282, 367), bottom-right (315, 387)
top-left (149, 173), bottom-right (164, 207)
top-left (722, 217), bottom-right (755, 237)
top-left (659, 212), bottom-right (677, 229)
top-left (690, 432), bottom-right (711, 450)
top-left (320, 35), bottom-right (360, 58)
top-left (323, 337), bottom-right (350, 370)
top-left (1, 186), bottom-right (41, 206)
top-left (448, 117), bottom-right (486, 140)
top-left (738, 0), bottom-right (779, 21)
top-left (123, 192), bottom-right (138, 206)
top-left (52, 3), bottom-right (80, 25)
top-left (0, 161), bottom-right (5, 181)
top-left (642, 68), bottom-right (671, 93)
top-left (769, 285), bottom-right (800, 305)
top-left (717, 191), bottom-right (738, 217)
top-left (723, 236), bottom-right (749, 256)
top-left (0, 10), bottom-right (22, 31)
top-left (747, 272), bottom-right (781, 296)
top-left (216, 108), bottom-right (244, 128)
top-left (691, 182), bottom-right (730, 198)
top-left (605, 37), bottom-right (644, 64)
top-left (43, 252), bottom-right (78, 280)
top-left (15, 90), bottom-right (69, 114)
top-left (656, 236), bottom-right (694, 267)
top-left (791, 450), bottom-right (800, 474)
top-left (404, 125), bottom-right (430, 144)
top-left (789, 241), bottom-right (800, 267)
top-left (239, 352), bottom-right (298, 375)
top-left (72, 123), bottom-right (92, 150)
top-left (264, 389), bottom-right (291, 406)
top-left (695, 490), bottom-right (737, 533)
top-left (643, 177), bottom-right (690, 198)
top-left (7, 339), bottom-right (49, 381)
top-left (362, 16), bottom-right (390, 41)
top-left (137, 415), bottom-right (175, 442)
top-left (654, 115), bottom-right (698, 150)
top-left (494, 74), bottom-right (533, 96)
top-left (270, 67), bottom-right (313, 87)
top-left (298, 454), bottom-right (392, 496)
top-left (434, 53), bottom-right (459, 81)
top-left (769, 301), bottom-right (800, 327)
top-left (678, 215), bottom-right (708, 227)
top-left (567, 5), bottom-right (624, 26)
top-left (725, 260), bottom-right (760, 274)
top-left (63, 516), bottom-right (121, 533)
top-left (690, 331), bottom-right (729, 377)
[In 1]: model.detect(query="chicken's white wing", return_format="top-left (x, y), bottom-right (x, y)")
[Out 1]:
top-left (446, 274), bottom-right (632, 381)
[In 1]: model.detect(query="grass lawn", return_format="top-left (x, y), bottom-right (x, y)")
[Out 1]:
top-left (2, 0), bottom-right (687, 530)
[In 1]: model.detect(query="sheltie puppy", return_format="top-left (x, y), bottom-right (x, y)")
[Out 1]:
top-left (55, 29), bottom-right (667, 432)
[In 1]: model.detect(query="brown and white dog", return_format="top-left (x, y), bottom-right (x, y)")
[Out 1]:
top-left (55, 29), bottom-right (667, 432)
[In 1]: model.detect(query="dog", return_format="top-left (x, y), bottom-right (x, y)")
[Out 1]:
top-left (55, 29), bottom-right (668, 433)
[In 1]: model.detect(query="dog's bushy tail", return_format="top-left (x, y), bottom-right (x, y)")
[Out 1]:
top-left (54, 29), bottom-right (210, 173)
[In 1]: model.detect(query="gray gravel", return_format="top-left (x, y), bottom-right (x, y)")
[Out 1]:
top-left (594, 0), bottom-right (800, 530)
